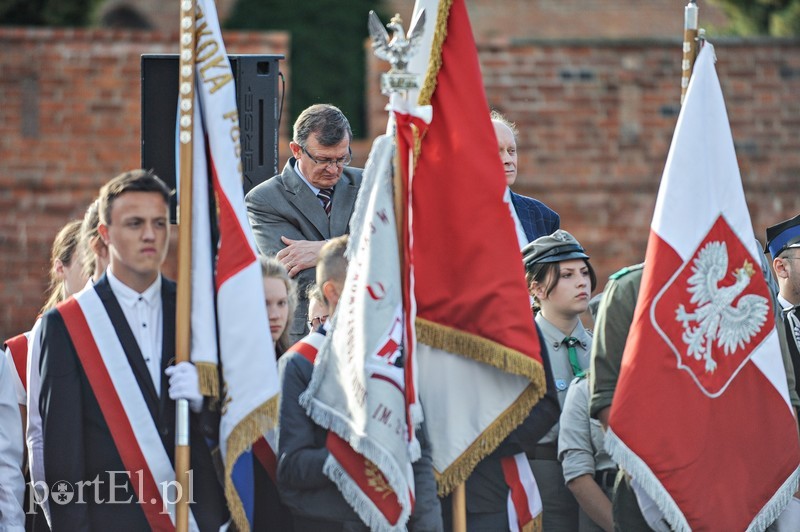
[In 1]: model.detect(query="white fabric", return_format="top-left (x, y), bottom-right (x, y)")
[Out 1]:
top-left (608, 43), bottom-right (798, 531)
top-left (25, 317), bottom-right (51, 523)
top-left (418, 341), bottom-right (532, 473)
top-left (504, 187), bottom-right (529, 249)
top-left (650, 44), bottom-right (791, 412)
top-left (164, 362), bottom-right (203, 413)
top-left (106, 269), bottom-right (163, 394)
top-left (188, 5), bottom-right (280, 526)
top-left (778, 294), bottom-right (794, 311)
top-left (3, 346), bottom-right (25, 406)
top-left (771, 496), bottom-right (800, 531)
top-left (75, 287), bottom-right (198, 530)
top-left (506, 452), bottom-right (542, 532)
top-left (631, 478), bottom-right (671, 532)
top-left (302, 134), bottom-right (415, 531)
top-left (0, 354), bottom-right (25, 531)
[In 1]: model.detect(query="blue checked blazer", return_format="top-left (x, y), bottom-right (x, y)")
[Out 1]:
top-left (510, 191), bottom-right (561, 242)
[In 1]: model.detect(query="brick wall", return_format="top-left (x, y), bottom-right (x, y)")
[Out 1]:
top-left (366, 37), bottom-right (800, 295)
top-left (2, 24), bottom-right (799, 340)
top-left (0, 27), bottom-right (288, 339)
top-left (382, 0), bottom-right (729, 40)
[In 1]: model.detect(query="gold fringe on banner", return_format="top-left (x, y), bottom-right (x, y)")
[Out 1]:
top-left (416, 317), bottom-right (546, 387)
top-left (224, 395), bottom-right (279, 532)
top-left (523, 514), bottom-right (543, 532)
top-left (417, 0), bottom-right (454, 107)
top-left (417, 317), bottom-right (547, 496)
top-left (195, 361), bottom-right (220, 399)
top-left (433, 384), bottom-right (543, 497)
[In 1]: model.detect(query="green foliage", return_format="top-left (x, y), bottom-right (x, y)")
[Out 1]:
top-left (0, 0), bottom-right (101, 26)
top-left (226, 0), bottom-right (386, 138)
top-left (709, 0), bottom-right (800, 36)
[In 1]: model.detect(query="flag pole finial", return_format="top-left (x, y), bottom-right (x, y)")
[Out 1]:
top-left (681, 0), bottom-right (701, 104)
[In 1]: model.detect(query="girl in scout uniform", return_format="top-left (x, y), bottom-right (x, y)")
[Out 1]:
top-left (522, 229), bottom-right (597, 531)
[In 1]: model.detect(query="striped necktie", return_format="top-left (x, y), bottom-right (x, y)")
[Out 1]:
top-left (563, 336), bottom-right (586, 378)
top-left (318, 187), bottom-right (334, 217)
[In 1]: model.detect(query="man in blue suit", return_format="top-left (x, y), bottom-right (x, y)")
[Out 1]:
top-left (491, 111), bottom-right (560, 245)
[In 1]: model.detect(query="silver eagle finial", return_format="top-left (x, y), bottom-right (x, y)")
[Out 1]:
top-left (368, 10), bottom-right (426, 94)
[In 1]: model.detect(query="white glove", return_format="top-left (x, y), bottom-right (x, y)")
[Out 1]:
top-left (165, 362), bottom-right (203, 414)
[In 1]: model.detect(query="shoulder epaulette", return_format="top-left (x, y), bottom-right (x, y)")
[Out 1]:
top-left (609, 262), bottom-right (645, 280)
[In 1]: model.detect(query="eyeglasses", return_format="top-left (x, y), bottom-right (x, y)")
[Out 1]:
top-left (300, 145), bottom-right (351, 169)
top-left (307, 314), bottom-right (329, 331)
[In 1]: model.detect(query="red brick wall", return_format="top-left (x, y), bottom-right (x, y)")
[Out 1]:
top-left (382, 0), bottom-right (729, 40)
top-left (366, 37), bottom-right (800, 295)
top-left (0, 27), bottom-right (288, 339)
top-left (2, 23), bottom-right (799, 340)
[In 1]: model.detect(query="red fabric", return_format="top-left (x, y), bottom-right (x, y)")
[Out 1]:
top-left (252, 438), bottom-right (277, 484)
top-left (326, 431), bottom-right (407, 526)
top-left (501, 455), bottom-right (533, 530)
top-left (57, 298), bottom-right (175, 531)
top-left (4, 333), bottom-right (28, 393)
top-left (610, 228), bottom-right (800, 529)
top-left (210, 148), bottom-right (257, 291)
top-left (395, 110), bottom-right (428, 443)
top-left (410, 0), bottom-right (540, 364)
top-left (290, 341), bottom-right (319, 365)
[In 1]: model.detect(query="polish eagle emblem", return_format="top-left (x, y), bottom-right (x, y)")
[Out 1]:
top-left (675, 241), bottom-right (769, 373)
top-left (368, 10), bottom-right (426, 74)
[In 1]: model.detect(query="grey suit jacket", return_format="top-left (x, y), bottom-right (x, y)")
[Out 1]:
top-left (245, 158), bottom-right (362, 343)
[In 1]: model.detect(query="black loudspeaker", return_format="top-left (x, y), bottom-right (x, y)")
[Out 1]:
top-left (141, 54), bottom-right (283, 220)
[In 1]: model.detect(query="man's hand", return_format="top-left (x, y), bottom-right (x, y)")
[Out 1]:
top-left (277, 236), bottom-right (326, 277)
top-left (165, 362), bottom-right (203, 413)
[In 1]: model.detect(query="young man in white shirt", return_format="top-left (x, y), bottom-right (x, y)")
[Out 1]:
top-left (38, 170), bottom-right (228, 530)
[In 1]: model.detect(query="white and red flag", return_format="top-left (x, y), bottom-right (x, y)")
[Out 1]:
top-left (606, 43), bottom-right (800, 531)
top-left (178, 1), bottom-right (280, 529)
top-left (407, 0), bottom-right (547, 497)
top-left (302, 133), bottom-right (417, 531)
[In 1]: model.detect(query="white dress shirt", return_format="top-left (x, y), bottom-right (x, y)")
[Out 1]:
top-left (504, 187), bottom-right (529, 249)
top-left (0, 354), bottom-right (25, 531)
top-left (107, 270), bottom-right (164, 394)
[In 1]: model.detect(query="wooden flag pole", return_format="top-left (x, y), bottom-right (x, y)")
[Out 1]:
top-left (175, 0), bottom-right (196, 529)
top-left (681, 0), bottom-right (699, 104)
top-left (452, 483), bottom-right (467, 532)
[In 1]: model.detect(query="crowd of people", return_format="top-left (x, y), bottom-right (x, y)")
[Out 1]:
top-left (0, 102), bottom-right (798, 532)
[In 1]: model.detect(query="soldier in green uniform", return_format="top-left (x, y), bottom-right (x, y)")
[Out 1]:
top-left (586, 264), bottom-right (657, 531)
top-left (589, 262), bottom-right (800, 531)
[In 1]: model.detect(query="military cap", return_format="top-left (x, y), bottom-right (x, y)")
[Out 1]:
top-left (765, 214), bottom-right (800, 257)
top-left (523, 229), bottom-right (589, 270)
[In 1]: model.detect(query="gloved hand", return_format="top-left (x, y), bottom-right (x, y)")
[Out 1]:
top-left (165, 362), bottom-right (203, 413)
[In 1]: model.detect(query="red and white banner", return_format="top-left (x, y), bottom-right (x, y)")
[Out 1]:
top-left (607, 44), bottom-right (800, 531)
top-left (502, 453), bottom-right (542, 532)
top-left (407, 0), bottom-right (547, 495)
top-left (302, 134), bottom-right (416, 531)
top-left (59, 289), bottom-right (198, 531)
top-left (180, 1), bottom-right (280, 529)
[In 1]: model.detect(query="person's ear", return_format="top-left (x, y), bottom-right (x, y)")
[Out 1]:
top-left (53, 259), bottom-right (66, 280)
top-left (97, 224), bottom-right (110, 246)
top-left (322, 280), bottom-right (339, 304)
top-left (90, 235), bottom-right (108, 259)
top-left (289, 141), bottom-right (303, 159)
top-left (774, 257), bottom-right (789, 279)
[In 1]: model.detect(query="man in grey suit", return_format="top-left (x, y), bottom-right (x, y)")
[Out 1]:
top-left (246, 104), bottom-right (362, 344)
